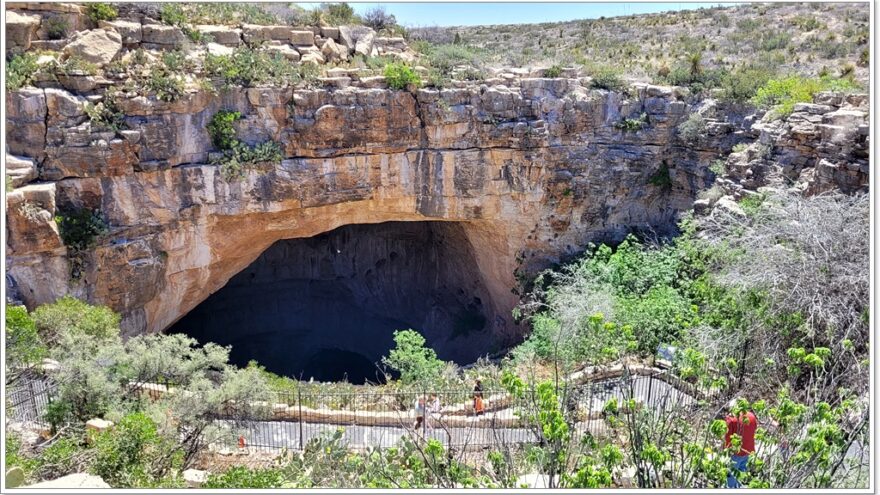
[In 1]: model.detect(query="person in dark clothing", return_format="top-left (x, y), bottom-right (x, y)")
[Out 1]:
top-left (473, 380), bottom-right (484, 416)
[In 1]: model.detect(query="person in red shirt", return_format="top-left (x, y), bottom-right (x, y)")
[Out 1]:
top-left (724, 399), bottom-right (758, 488)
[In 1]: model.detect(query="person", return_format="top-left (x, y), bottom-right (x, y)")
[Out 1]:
top-left (427, 393), bottom-right (441, 431)
top-left (724, 399), bottom-right (758, 488)
top-left (413, 396), bottom-right (426, 430)
top-left (473, 379), bottom-right (485, 416)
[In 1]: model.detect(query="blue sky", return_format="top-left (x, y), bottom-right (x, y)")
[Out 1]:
top-left (296, 2), bottom-right (734, 27)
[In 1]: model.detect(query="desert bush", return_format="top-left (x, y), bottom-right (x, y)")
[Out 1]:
top-left (159, 3), bottom-right (188, 27)
top-left (86, 3), bottom-right (117, 23)
top-left (207, 110), bottom-right (242, 150)
top-left (6, 53), bottom-right (39, 91)
top-left (544, 65), bottom-right (563, 78)
top-left (323, 2), bottom-right (360, 26)
top-left (44, 17), bottom-right (69, 40)
top-left (751, 75), bottom-right (860, 117)
top-left (32, 295), bottom-right (119, 347)
top-left (84, 93), bottom-right (126, 133)
top-left (615, 113), bottom-right (647, 132)
top-left (677, 112), bottom-right (706, 144)
top-left (719, 64), bottom-right (776, 103)
top-left (203, 466), bottom-right (285, 488)
top-left (363, 7), bottom-right (397, 32)
top-left (204, 47), bottom-right (305, 87)
top-left (144, 70), bottom-right (185, 102)
top-left (54, 206), bottom-right (109, 278)
top-left (384, 63), bottom-right (421, 90)
top-left (416, 42), bottom-right (485, 77)
top-left (587, 65), bottom-right (625, 91)
top-left (90, 412), bottom-right (183, 487)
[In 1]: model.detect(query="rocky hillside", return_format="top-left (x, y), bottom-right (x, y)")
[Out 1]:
top-left (410, 3), bottom-right (869, 83)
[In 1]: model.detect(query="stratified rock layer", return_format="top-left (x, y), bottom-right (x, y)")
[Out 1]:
top-left (5, 79), bottom-right (867, 344)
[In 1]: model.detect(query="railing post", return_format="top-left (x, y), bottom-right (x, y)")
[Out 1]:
top-left (298, 389), bottom-right (304, 451)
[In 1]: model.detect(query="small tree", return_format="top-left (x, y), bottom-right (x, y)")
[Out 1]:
top-left (381, 329), bottom-right (444, 385)
top-left (5, 305), bottom-right (46, 384)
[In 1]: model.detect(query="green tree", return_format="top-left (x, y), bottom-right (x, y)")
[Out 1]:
top-left (381, 329), bottom-right (444, 385)
top-left (32, 296), bottom-right (119, 347)
top-left (5, 305), bottom-right (46, 382)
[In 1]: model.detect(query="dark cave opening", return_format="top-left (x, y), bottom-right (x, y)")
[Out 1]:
top-left (168, 221), bottom-right (498, 384)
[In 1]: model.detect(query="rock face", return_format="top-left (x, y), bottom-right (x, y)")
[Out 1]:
top-left (4, 78), bottom-right (868, 348)
top-left (6, 10), bottom-right (40, 50)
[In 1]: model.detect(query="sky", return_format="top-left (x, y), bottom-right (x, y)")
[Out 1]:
top-left (296, 2), bottom-right (735, 27)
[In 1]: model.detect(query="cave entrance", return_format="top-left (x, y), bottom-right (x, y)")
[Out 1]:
top-left (168, 221), bottom-right (497, 384)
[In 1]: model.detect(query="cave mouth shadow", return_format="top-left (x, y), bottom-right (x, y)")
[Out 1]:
top-left (168, 221), bottom-right (499, 385)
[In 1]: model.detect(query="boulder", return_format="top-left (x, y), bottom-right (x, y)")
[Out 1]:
top-left (62, 29), bottom-right (122, 66)
top-left (99, 19), bottom-right (142, 44)
top-left (300, 51), bottom-right (325, 66)
top-left (320, 26), bottom-right (339, 41)
top-left (320, 38), bottom-right (347, 63)
top-left (265, 43), bottom-right (300, 62)
top-left (714, 196), bottom-right (746, 217)
top-left (206, 42), bottom-right (234, 56)
top-left (6, 467), bottom-right (25, 488)
top-left (242, 24), bottom-right (291, 44)
top-left (6, 11), bottom-right (41, 50)
top-left (141, 24), bottom-right (187, 47)
top-left (338, 25), bottom-right (375, 54)
top-left (289, 30), bottom-right (314, 46)
top-left (196, 25), bottom-right (242, 46)
top-left (353, 31), bottom-right (376, 58)
top-left (183, 469), bottom-right (208, 488)
top-left (5, 155), bottom-right (38, 187)
top-left (25, 473), bottom-right (110, 489)
top-left (85, 418), bottom-right (114, 444)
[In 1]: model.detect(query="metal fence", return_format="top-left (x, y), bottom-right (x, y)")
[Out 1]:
top-left (3, 365), bottom-right (736, 454)
top-left (220, 367), bottom-right (736, 453)
top-left (6, 373), bottom-right (56, 428)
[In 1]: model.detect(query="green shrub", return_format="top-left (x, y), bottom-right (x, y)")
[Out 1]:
top-left (5, 305), bottom-right (45, 371)
top-left (324, 2), bottom-right (360, 25)
top-left (55, 207), bottom-right (108, 253)
top-left (544, 65), bottom-right (563, 78)
top-left (32, 296), bottom-right (120, 345)
top-left (719, 64), bottom-right (776, 103)
top-left (588, 66), bottom-right (624, 91)
top-left (54, 207), bottom-right (109, 278)
top-left (203, 466), bottom-right (285, 489)
top-left (383, 63), bottom-right (421, 90)
top-left (159, 3), bottom-right (187, 27)
top-left (84, 93), bottom-right (126, 133)
top-left (6, 53), bottom-right (39, 91)
top-left (751, 75), bottom-right (860, 117)
top-left (677, 113), bottom-right (705, 144)
top-left (160, 50), bottom-right (191, 73)
top-left (381, 329), bottom-right (444, 385)
top-left (34, 437), bottom-right (86, 481)
top-left (648, 163), bottom-right (673, 189)
top-left (145, 70), bottom-right (185, 102)
top-left (416, 42), bottom-right (485, 77)
top-left (204, 47), bottom-right (304, 87)
top-left (213, 140), bottom-right (283, 181)
top-left (56, 56), bottom-right (98, 76)
top-left (615, 113), bottom-right (647, 132)
top-left (207, 110), bottom-right (242, 150)
top-left (44, 17), bottom-right (69, 40)
top-left (86, 3), bottom-right (117, 23)
top-left (91, 412), bottom-right (183, 488)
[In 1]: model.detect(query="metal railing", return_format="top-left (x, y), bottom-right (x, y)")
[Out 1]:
top-left (220, 366), bottom-right (736, 453)
top-left (4, 364), bottom-right (737, 454)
